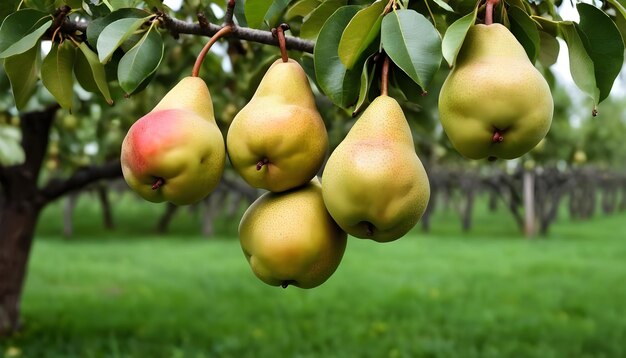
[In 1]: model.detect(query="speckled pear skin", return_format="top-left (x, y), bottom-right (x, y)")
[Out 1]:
top-left (153, 77), bottom-right (215, 122)
top-left (226, 59), bottom-right (328, 192)
top-left (321, 96), bottom-right (430, 242)
top-left (438, 24), bottom-right (553, 160)
top-left (239, 179), bottom-right (347, 289)
top-left (121, 76), bottom-right (225, 205)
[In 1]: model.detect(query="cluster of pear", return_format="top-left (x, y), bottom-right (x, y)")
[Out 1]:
top-left (120, 22), bottom-right (550, 289)
top-left (438, 24), bottom-right (554, 160)
top-left (120, 55), bottom-right (431, 288)
top-left (228, 57), bottom-right (430, 288)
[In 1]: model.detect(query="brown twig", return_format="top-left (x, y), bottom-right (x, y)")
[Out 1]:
top-left (64, 13), bottom-right (315, 53)
top-left (197, 12), bottom-right (209, 28)
top-left (224, 0), bottom-right (236, 26)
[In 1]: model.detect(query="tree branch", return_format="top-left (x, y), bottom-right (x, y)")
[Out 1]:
top-left (39, 160), bottom-right (122, 204)
top-left (0, 167), bottom-right (6, 192)
top-left (62, 13), bottom-right (315, 53)
top-left (161, 14), bottom-right (315, 53)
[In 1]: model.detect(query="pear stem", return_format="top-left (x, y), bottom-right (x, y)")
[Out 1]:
top-left (192, 25), bottom-right (233, 77)
top-left (485, 0), bottom-right (500, 25)
top-left (381, 55), bottom-right (390, 96)
top-left (152, 177), bottom-right (165, 190)
top-left (272, 24), bottom-right (290, 63)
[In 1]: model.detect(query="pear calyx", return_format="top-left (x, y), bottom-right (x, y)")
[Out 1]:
top-left (492, 131), bottom-right (504, 143)
top-left (151, 177), bottom-right (165, 190)
top-left (256, 158), bottom-right (269, 171)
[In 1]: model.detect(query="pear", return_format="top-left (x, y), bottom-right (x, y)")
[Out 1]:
top-left (226, 59), bottom-right (328, 192)
top-left (438, 24), bottom-right (553, 160)
top-left (239, 179), bottom-right (347, 289)
top-left (121, 77), bottom-right (225, 205)
top-left (322, 96), bottom-right (430, 242)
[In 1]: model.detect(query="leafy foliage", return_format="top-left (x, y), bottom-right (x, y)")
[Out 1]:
top-left (0, 0), bottom-right (623, 172)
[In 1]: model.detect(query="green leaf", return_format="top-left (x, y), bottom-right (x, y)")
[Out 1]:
top-left (109, 0), bottom-right (140, 10)
top-left (338, 0), bottom-right (386, 70)
top-left (314, 5), bottom-right (361, 108)
top-left (559, 22), bottom-right (598, 106)
top-left (0, 124), bottom-right (25, 166)
top-left (41, 41), bottom-right (76, 110)
top-left (576, 2), bottom-right (625, 103)
top-left (381, 9), bottom-right (442, 89)
top-left (507, 6), bottom-right (540, 62)
top-left (97, 17), bottom-right (148, 64)
top-left (441, 9), bottom-right (476, 67)
top-left (354, 55), bottom-right (375, 115)
top-left (286, 0), bottom-right (320, 19)
top-left (117, 26), bottom-right (163, 95)
top-left (607, 0), bottom-right (626, 19)
top-left (538, 30), bottom-right (559, 67)
top-left (60, 0), bottom-right (84, 8)
top-left (301, 0), bottom-right (347, 40)
top-left (0, 0), bottom-right (21, 23)
top-left (0, 20), bottom-right (50, 59)
top-left (432, 0), bottom-right (454, 12)
top-left (264, 0), bottom-right (292, 27)
top-left (393, 65), bottom-right (426, 103)
top-left (531, 15), bottom-right (559, 37)
top-left (4, 45), bottom-right (40, 110)
top-left (87, 8), bottom-right (149, 48)
top-left (234, 0), bottom-right (248, 27)
top-left (24, 0), bottom-right (55, 12)
top-left (75, 42), bottom-right (113, 104)
top-left (74, 49), bottom-right (98, 93)
top-left (244, 0), bottom-right (273, 28)
top-left (0, 9), bottom-right (51, 58)
top-left (607, 0), bottom-right (626, 43)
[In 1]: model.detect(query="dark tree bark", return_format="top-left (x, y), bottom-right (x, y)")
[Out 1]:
top-left (202, 189), bottom-right (226, 237)
top-left (0, 107), bottom-right (122, 336)
top-left (488, 189), bottom-right (498, 212)
top-left (96, 185), bottom-right (114, 230)
top-left (0, 107), bottom-right (55, 335)
top-left (460, 176), bottom-right (476, 233)
top-left (63, 192), bottom-right (78, 238)
top-left (156, 203), bottom-right (179, 234)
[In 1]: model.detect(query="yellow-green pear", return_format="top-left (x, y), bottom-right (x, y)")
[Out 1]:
top-left (121, 77), bottom-right (225, 205)
top-left (322, 96), bottom-right (430, 242)
top-left (438, 24), bottom-right (553, 160)
top-left (239, 179), bottom-right (347, 289)
top-left (227, 59), bottom-right (328, 192)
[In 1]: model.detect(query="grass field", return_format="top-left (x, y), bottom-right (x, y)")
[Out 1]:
top-left (2, 194), bottom-right (626, 357)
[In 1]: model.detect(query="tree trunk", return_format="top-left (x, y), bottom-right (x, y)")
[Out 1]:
top-left (96, 185), bottom-right (114, 230)
top-left (0, 106), bottom-right (122, 336)
top-left (156, 203), bottom-right (178, 233)
top-left (461, 182), bottom-right (474, 233)
top-left (0, 205), bottom-right (40, 334)
top-left (202, 190), bottom-right (225, 237)
top-left (523, 170), bottom-right (536, 238)
top-left (63, 192), bottom-right (78, 238)
top-left (488, 189), bottom-right (498, 212)
top-left (0, 106), bottom-right (56, 336)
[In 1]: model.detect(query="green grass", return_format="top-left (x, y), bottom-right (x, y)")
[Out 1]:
top-left (2, 194), bottom-right (626, 357)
